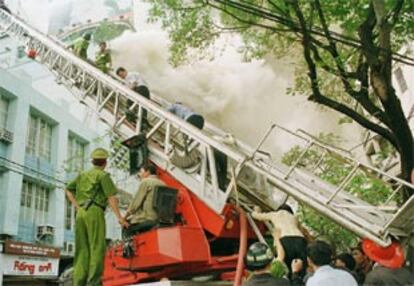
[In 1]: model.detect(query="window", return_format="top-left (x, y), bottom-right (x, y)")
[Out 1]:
top-left (65, 198), bottom-right (75, 231)
top-left (395, 67), bottom-right (408, 93)
top-left (67, 136), bottom-right (86, 172)
top-left (26, 115), bottom-right (53, 161)
top-left (20, 180), bottom-right (50, 224)
top-left (17, 46), bottom-right (26, 59)
top-left (0, 95), bottom-right (8, 129)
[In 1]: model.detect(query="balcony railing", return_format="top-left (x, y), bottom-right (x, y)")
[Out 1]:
top-left (0, 127), bottom-right (13, 143)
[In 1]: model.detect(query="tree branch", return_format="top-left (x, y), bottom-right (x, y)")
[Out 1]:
top-left (204, 1), bottom-right (292, 33)
top-left (289, 0), bottom-right (398, 149)
top-left (211, 22), bottom-right (249, 32)
top-left (359, 3), bottom-right (379, 66)
top-left (308, 93), bottom-right (398, 148)
top-left (267, 0), bottom-right (290, 17)
top-left (314, 0), bottom-right (358, 93)
top-left (387, 0), bottom-right (404, 27)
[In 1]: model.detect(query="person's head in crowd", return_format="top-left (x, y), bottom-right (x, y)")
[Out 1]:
top-left (307, 240), bottom-right (332, 270)
top-left (351, 243), bottom-right (371, 268)
top-left (245, 242), bottom-right (274, 273)
top-left (116, 67), bottom-right (128, 79)
top-left (335, 253), bottom-right (356, 271)
top-left (277, 204), bottom-right (294, 214)
top-left (138, 163), bottom-right (157, 179)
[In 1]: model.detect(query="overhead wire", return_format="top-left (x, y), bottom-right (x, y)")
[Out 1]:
top-left (208, 0), bottom-right (414, 65)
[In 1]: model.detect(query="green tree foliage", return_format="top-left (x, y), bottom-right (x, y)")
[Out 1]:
top-left (144, 0), bottom-right (414, 198)
top-left (282, 133), bottom-right (397, 250)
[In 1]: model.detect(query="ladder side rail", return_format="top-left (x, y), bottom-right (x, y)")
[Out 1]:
top-left (260, 157), bottom-right (397, 229)
top-left (383, 195), bottom-right (414, 232)
top-left (149, 145), bottom-right (228, 211)
top-left (247, 159), bottom-right (392, 246)
top-left (272, 124), bottom-right (414, 221)
top-left (273, 124), bottom-right (414, 191)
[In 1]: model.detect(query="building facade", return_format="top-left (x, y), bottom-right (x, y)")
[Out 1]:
top-left (0, 67), bottom-right (99, 245)
top-left (0, 34), bottom-right (107, 283)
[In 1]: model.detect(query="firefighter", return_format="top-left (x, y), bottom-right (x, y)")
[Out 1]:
top-left (116, 67), bottom-right (151, 127)
top-left (65, 148), bottom-right (129, 286)
top-left (244, 242), bottom-right (290, 286)
top-left (72, 33), bottom-right (92, 60)
top-left (95, 41), bottom-right (112, 73)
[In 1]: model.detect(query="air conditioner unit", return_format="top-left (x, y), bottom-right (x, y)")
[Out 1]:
top-left (36, 224), bottom-right (54, 243)
top-left (0, 128), bottom-right (13, 143)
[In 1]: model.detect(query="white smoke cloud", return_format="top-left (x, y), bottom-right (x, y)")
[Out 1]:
top-left (10, 0), bottom-right (363, 156)
top-left (110, 28), bottom-right (363, 156)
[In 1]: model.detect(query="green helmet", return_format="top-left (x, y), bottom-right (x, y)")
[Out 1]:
top-left (270, 260), bottom-right (288, 278)
top-left (245, 242), bottom-right (274, 271)
top-left (91, 147), bottom-right (109, 159)
top-left (83, 33), bottom-right (92, 41)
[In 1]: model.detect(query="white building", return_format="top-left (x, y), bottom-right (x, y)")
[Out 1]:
top-left (0, 31), bottom-right (131, 284)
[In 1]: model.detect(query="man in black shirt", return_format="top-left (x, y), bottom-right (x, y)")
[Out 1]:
top-left (244, 242), bottom-right (290, 286)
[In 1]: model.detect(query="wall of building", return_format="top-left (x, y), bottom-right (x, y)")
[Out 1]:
top-left (0, 67), bottom-right (99, 252)
top-left (393, 57), bottom-right (414, 125)
top-left (0, 30), bottom-right (137, 253)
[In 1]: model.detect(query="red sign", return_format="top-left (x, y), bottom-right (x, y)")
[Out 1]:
top-left (0, 254), bottom-right (59, 276)
top-left (4, 241), bottom-right (60, 258)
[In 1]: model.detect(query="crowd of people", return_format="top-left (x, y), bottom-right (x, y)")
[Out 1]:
top-left (244, 205), bottom-right (414, 286)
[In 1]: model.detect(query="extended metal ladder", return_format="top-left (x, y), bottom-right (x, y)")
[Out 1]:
top-left (1, 10), bottom-right (414, 247)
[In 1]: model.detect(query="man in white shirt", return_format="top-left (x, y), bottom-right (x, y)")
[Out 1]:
top-left (116, 67), bottom-right (150, 127)
top-left (292, 240), bottom-right (358, 286)
top-left (252, 204), bottom-right (307, 277)
top-left (117, 67), bottom-right (148, 90)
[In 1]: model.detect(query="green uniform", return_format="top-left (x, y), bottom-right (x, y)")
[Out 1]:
top-left (73, 37), bottom-right (90, 60)
top-left (66, 167), bottom-right (117, 286)
top-left (95, 50), bottom-right (112, 73)
top-left (127, 176), bottom-right (165, 224)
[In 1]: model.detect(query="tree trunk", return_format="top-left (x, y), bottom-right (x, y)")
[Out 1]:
top-left (371, 69), bottom-right (414, 199)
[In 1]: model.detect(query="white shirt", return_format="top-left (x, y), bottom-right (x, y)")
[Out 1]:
top-left (307, 265), bottom-right (357, 286)
top-left (252, 210), bottom-right (304, 237)
top-left (125, 72), bottom-right (147, 88)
